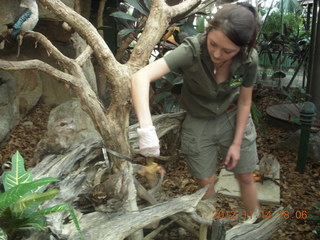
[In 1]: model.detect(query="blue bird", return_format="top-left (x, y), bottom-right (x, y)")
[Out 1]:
top-left (10, 0), bottom-right (39, 57)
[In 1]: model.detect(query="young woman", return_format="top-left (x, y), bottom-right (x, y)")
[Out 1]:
top-left (131, 3), bottom-right (260, 223)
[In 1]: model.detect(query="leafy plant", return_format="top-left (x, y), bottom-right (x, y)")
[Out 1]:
top-left (0, 151), bottom-right (83, 240)
top-left (109, 0), bottom-right (151, 37)
top-left (307, 202), bottom-right (320, 237)
top-left (152, 72), bottom-right (183, 113)
top-left (282, 87), bottom-right (311, 104)
top-left (258, 10), bottom-right (308, 70)
top-left (251, 102), bottom-right (264, 129)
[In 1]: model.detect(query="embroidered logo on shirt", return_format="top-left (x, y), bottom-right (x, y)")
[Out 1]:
top-left (230, 75), bottom-right (244, 87)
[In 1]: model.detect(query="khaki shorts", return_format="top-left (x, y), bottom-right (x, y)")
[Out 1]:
top-left (181, 108), bottom-right (258, 179)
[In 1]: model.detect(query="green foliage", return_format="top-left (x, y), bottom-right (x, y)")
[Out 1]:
top-left (3, 151), bottom-right (32, 191)
top-left (110, 11), bottom-right (137, 22)
top-left (258, 17), bottom-right (310, 78)
top-left (125, 0), bottom-right (149, 16)
top-left (262, 11), bottom-right (303, 36)
top-left (152, 72), bottom-right (182, 113)
top-left (196, 15), bottom-right (205, 33)
top-left (251, 102), bottom-right (263, 128)
top-left (0, 151), bottom-right (83, 239)
top-left (307, 202), bottom-right (320, 237)
top-left (282, 87), bottom-right (311, 104)
top-left (108, 0), bottom-right (151, 37)
top-left (0, 228), bottom-right (7, 240)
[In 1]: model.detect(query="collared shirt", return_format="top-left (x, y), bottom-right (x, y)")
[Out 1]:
top-left (163, 33), bottom-right (258, 118)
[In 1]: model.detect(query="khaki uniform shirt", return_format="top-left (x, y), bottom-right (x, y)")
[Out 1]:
top-left (163, 34), bottom-right (258, 118)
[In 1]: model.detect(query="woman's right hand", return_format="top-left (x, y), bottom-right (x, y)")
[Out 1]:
top-left (137, 126), bottom-right (160, 157)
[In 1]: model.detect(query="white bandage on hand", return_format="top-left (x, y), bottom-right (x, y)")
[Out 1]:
top-left (137, 126), bottom-right (160, 157)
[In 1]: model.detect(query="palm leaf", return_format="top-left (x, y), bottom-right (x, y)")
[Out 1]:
top-left (0, 228), bottom-right (7, 240)
top-left (3, 151), bottom-right (32, 191)
top-left (143, 0), bottom-right (151, 10)
top-left (196, 15), bottom-right (204, 33)
top-left (164, 98), bottom-right (180, 113)
top-left (125, 0), bottom-right (148, 16)
top-left (153, 92), bottom-right (171, 105)
top-left (118, 28), bottom-right (135, 36)
top-left (31, 204), bottom-right (83, 239)
top-left (110, 11), bottom-right (137, 22)
top-left (162, 73), bottom-right (175, 85)
top-left (12, 189), bottom-right (60, 215)
top-left (0, 178), bottom-right (60, 213)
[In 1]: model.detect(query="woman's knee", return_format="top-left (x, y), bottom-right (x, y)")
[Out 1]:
top-left (235, 172), bottom-right (254, 185)
top-left (198, 175), bottom-right (217, 187)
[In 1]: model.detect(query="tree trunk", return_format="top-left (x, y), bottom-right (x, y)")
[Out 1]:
top-left (309, 2), bottom-right (320, 125)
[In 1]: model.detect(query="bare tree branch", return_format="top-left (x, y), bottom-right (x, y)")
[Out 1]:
top-left (127, 0), bottom-right (169, 69)
top-left (97, 0), bottom-right (107, 37)
top-left (76, 45), bottom-right (93, 66)
top-left (115, 32), bottom-right (136, 62)
top-left (25, 31), bottom-right (74, 68)
top-left (37, 0), bottom-right (128, 88)
top-left (166, 0), bottom-right (201, 17)
top-left (127, 0), bottom-right (201, 70)
top-left (115, 16), bottom-right (147, 62)
top-left (0, 59), bottom-right (75, 83)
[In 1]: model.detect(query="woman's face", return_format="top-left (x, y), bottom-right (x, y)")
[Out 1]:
top-left (206, 29), bottom-right (241, 64)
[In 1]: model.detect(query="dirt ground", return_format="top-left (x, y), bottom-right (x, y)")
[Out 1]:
top-left (0, 87), bottom-right (319, 239)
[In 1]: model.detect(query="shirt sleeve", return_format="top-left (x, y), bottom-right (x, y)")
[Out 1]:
top-left (163, 41), bottom-right (195, 72)
top-left (242, 49), bottom-right (258, 87)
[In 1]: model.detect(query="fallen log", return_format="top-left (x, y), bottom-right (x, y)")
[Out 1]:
top-left (68, 186), bottom-right (207, 240)
top-left (224, 205), bottom-right (295, 240)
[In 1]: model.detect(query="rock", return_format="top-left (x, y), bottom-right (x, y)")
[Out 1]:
top-left (33, 117), bottom-right (77, 166)
top-left (47, 99), bottom-right (102, 143)
top-left (11, 69), bottom-right (43, 116)
top-left (0, 0), bottom-right (19, 33)
top-left (275, 129), bottom-right (320, 163)
top-left (0, 68), bottom-right (42, 142)
top-left (0, 70), bottom-right (19, 143)
top-left (38, 0), bottom-right (75, 20)
top-left (71, 33), bottom-right (97, 93)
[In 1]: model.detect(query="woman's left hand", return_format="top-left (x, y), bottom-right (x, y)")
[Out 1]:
top-left (225, 144), bottom-right (241, 170)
